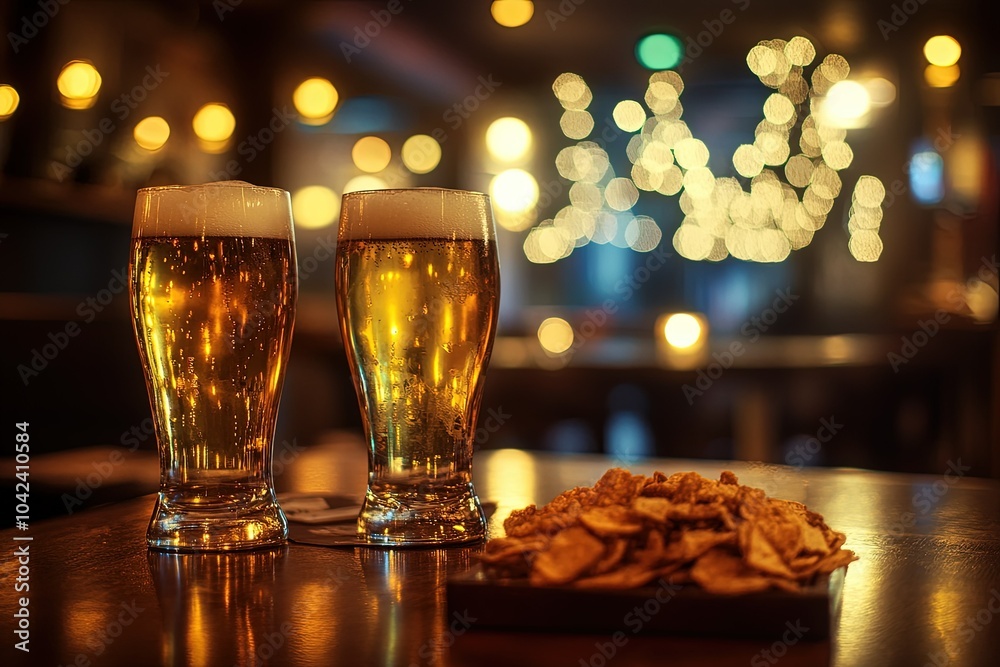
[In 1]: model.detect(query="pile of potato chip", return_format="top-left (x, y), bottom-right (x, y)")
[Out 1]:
top-left (481, 468), bottom-right (857, 594)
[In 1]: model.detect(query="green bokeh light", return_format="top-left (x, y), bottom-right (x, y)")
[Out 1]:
top-left (636, 33), bottom-right (683, 70)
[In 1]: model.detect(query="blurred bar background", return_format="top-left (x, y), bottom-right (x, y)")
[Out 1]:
top-left (1, 0), bottom-right (998, 523)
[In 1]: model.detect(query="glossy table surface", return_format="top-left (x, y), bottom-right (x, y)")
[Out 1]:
top-left (3, 441), bottom-right (1000, 667)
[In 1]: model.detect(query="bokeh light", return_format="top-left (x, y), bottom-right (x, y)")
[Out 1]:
top-left (819, 54), bottom-right (850, 83)
top-left (673, 224), bottom-right (714, 260)
top-left (292, 77), bottom-right (338, 125)
top-left (733, 144), bottom-right (765, 178)
top-left (133, 116), bottom-right (170, 151)
top-left (491, 168), bottom-right (539, 213)
top-left (0, 85), bottom-right (20, 120)
top-left (909, 150), bottom-right (944, 204)
top-left (352, 136), bottom-right (392, 172)
top-left (625, 215), bottom-right (662, 252)
top-left (491, 0), bottom-right (534, 28)
top-left (865, 77), bottom-right (897, 106)
top-left (524, 225), bottom-right (573, 263)
top-left (486, 117), bottom-right (532, 162)
top-left (822, 141), bottom-right (854, 170)
top-left (784, 154), bottom-right (814, 187)
top-left (784, 36), bottom-right (816, 66)
top-left (925, 64), bottom-right (960, 88)
top-left (57, 60), bottom-right (102, 109)
top-left (553, 72), bottom-right (592, 110)
top-left (853, 175), bottom-right (886, 208)
top-left (401, 134), bottom-right (442, 174)
top-left (559, 109), bottom-right (593, 139)
top-left (537, 317), bottom-right (574, 355)
top-left (636, 34), bottom-right (683, 70)
top-left (821, 80), bottom-right (871, 125)
top-left (663, 313), bottom-right (703, 349)
top-left (605, 178), bottom-right (639, 211)
top-left (674, 138), bottom-right (710, 169)
top-left (848, 229), bottom-right (883, 262)
top-left (193, 103), bottom-right (236, 144)
top-left (763, 93), bottom-right (795, 124)
top-left (613, 100), bottom-right (646, 132)
top-left (923, 35), bottom-right (961, 67)
top-left (292, 186), bottom-right (339, 229)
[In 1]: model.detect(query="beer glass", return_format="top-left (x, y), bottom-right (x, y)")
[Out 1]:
top-left (335, 188), bottom-right (499, 545)
top-left (130, 181), bottom-right (296, 551)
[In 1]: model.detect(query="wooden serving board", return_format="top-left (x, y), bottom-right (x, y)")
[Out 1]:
top-left (446, 565), bottom-right (844, 640)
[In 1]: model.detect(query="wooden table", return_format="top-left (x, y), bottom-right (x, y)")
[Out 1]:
top-left (3, 443), bottom-right (1000, 667)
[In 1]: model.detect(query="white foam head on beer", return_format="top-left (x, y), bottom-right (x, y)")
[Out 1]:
top-left (133, 181), bottom-right (292, 238)
top-left (339, 188), bottom-right (493, 240)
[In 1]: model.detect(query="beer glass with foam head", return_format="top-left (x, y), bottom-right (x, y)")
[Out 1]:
top-left (335, 189), bottom-right (499, 545)
top-left (130, 181), bottom-right (296, 551)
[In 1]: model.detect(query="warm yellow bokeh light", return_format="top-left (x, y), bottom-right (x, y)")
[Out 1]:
top-left (486, 117), bottom-right (532, 162)
top-left (292, 77), bottom-right (338, 124)
top-left (57, 60), bottom-right (102, 109)
top-left (849, 230), bottom-right (883, 262)
top-left (733, 144), bottom-right (765, 178)
top-left (663, 313), bottom-right (703, 349)
top-left (133, 116), bottom-right (170, 151)
top-left (291, 186), bottom-right (339, 229)
top-left (674, 138), bottom-right (710, 170)
top-left (865, 77), bottom-right (897, 106)
top-left (343, 175), bottom-right (388, 193)
top-left (352, 136), bottom-right (392, 172)
top-left (559, 109), bottom-right (594, 140)
top-left (537, 317), bottom-right (574, 355)
top-left (821, 80), bottom-right (871, 126)
top-left (491, 168), bottom-right (539, 213)
top-left (193, 103), bottom-right (236, 143)
top-left (612, 100), bottom-right (646, 133)
top-left (784, 36), bottom-right (816, 67)
top-left (401, 134), bottom-right (442, 174)
top-left (0, 85), bottom-right (19, 119)
top-left (605, 178), bottom-right (639, 211)
top-left (673, 224), bottom-right (714, 261)
top-left (491, 0), bottom-right (533, 27)
top-left (923, 35), bottom-right (961, 67)
top-left (853, 175), bottom-right (886, 208)
top-left (553, 73), bottom-right (587, 105)
top-left (925, 64), bottom-right (960, 88)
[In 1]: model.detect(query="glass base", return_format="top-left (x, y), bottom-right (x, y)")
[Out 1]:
top-left (358, 479), bottom-right (487, 546)
top-left (146, 493), bottom-right (288, 552)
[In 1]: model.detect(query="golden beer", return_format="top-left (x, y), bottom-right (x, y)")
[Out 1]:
top-left (336, 189), bottom-right (498, 545)
top-left (130, 182), bottom-right (296, 550)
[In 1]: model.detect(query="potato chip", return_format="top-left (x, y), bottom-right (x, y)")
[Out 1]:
top-left (661, 528), bottom-right (736, 563)
top-left (632, 496), bottom-right (671, 523)
top-left (691, 548), bottom-right (773, 595)
top-left (579, 505), bottom-right (644, 536)
top-left (741, 523), bottom-right (796, 579)
top-left (530, 526), bottom-right (605, 586)
top-left (591, 539), bottom-right (628, 575)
